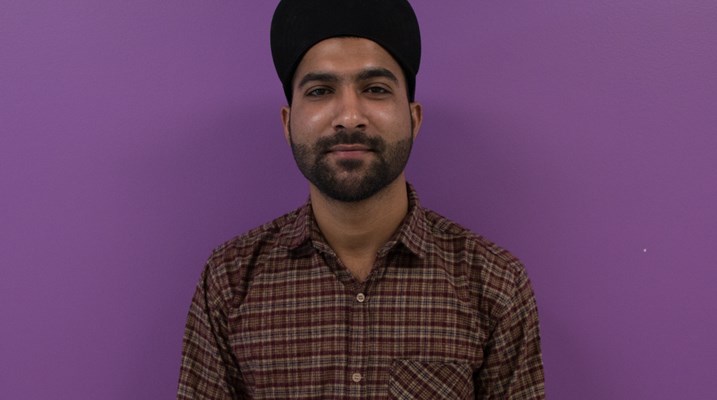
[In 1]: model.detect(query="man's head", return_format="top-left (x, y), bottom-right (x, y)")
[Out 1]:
top-left (271, 0), bottom-right (423, 202)
top-left (270, 0), bottom-right (421, 103)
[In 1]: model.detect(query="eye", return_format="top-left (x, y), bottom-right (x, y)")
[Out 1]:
top-left (306, 87), bottom-right (332, 97)
top-left (365, 85), bottom-right (391, 95)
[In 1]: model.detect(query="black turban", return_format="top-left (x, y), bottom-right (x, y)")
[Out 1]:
top-left (270, 0), bottom-right (421, 102)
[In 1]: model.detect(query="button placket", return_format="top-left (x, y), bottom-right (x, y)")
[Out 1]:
top-left (347, 286), bottom-right (369, 393)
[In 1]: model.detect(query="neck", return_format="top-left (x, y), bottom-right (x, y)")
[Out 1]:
top-left (310, 176), bottom-right (409, 281)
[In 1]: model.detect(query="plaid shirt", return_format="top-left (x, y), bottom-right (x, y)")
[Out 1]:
top-left (178, 185), bottom-right (545, 399)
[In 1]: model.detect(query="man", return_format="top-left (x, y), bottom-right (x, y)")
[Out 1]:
top-left (178, 0), bottom-right (545, 398)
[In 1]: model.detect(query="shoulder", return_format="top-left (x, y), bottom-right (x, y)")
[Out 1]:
top-left (200, 205), bottom-right (307, 306)
top-left (421, 207), bottom-right (523, 270)
top-left (210, 206), bottom-right (302, 263)
top-left (421, 207), bottom-right (534, 320)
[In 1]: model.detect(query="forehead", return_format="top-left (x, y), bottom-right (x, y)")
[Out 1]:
top-left (293, 37), bottom-right (406, 85)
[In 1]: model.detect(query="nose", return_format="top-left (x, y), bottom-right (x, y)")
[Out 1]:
top-left (332, 90), bottom-right (368, 131)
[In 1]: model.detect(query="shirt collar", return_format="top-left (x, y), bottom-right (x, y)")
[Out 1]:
top-left (379, 183), bottom-right (430, 259)
top-left (278, 183), bottom-right (430, 260)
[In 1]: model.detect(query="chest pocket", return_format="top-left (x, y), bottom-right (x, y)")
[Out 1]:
top-left (388, 359), bottom-right (474, 399)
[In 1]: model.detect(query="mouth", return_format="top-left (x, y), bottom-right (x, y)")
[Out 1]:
top-left (328, 144), bottom-right (372, 153)
top-left (323, 144), bottom-right (374, 161)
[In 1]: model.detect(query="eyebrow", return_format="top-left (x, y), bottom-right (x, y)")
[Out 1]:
top-left (297, 72), bottom-right (339, 89)
top-left (296, 67), bottom-right (399, 89)
top-left (356, 67), bottom-right (399, 84)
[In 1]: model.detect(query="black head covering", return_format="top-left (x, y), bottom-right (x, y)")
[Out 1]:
top-left (270, 0), bottom-right (421, 102)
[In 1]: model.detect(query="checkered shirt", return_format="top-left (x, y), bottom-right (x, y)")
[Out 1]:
top-left (178, 185), bottom-right (545, 399)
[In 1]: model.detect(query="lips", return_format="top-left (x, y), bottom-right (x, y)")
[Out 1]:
top-left (328, 144), bottom-right (372, 153)
top-left (315, 130), bottom-right (384, 156)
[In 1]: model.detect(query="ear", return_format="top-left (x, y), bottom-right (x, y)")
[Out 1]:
top-left (280, 106), bottom-right (291, 145)
top-left (409, 102), bottom-right (423, 140)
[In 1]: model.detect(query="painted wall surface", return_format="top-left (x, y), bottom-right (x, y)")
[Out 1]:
top-left (2, 1), bottom-right (716, 398)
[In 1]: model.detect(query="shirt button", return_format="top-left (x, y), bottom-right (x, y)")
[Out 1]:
top-left (352, 372), bottom-right (362, 383)
top-left (356, 293), bottom-right (366, 303)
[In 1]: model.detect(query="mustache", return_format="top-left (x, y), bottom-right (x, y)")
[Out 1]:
top-left (315, 130), bottom-right (386, 153)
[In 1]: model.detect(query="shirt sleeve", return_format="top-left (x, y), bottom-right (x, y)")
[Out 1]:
top-left (474, 264), bottom-right (545, 399)
top-left (177, 261), bottom-right (245, 399)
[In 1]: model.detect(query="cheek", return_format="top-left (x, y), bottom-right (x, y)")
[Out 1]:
top-left (373, 107), bottom-right (412, 132)
top-left (290, 105), bottom-right (332, 133)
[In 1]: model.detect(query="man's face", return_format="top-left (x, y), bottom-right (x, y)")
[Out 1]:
top-left (281, 37), bottom-right (422, 202)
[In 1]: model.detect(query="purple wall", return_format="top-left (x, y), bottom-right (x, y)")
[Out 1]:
top-left (2, 1), bottom-right (715, 398)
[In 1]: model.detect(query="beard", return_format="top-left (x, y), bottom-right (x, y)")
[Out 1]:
top-left (290, 129), bottom-right (413, 202)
